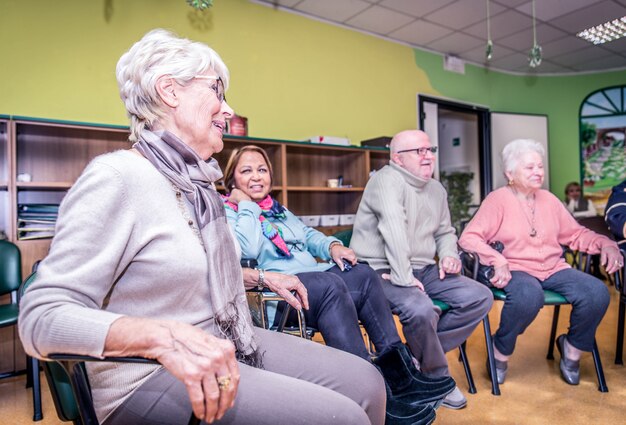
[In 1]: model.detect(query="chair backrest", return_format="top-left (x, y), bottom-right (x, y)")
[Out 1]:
top-left (21, 270), bottom-right (83, 423)
top-left (0, 240), bottom-right (22, 296)
top-left (333, 229), bottom-right (353, 246)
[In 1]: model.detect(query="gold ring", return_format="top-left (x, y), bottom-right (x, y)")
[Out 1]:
top-left (217, 375), bottom-right (232, 391)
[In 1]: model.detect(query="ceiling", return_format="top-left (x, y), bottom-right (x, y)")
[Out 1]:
top-left (252, 0), bottom-right (626, 75)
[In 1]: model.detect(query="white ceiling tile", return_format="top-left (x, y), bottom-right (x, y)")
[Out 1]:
top-left (549, 1), bottom-right (626, 33)
top-left (379, 0), bottom-right (456, 18)
top-left (497, 24), bottom-right (568, 50)
top-left (489, 52), bottom-right (531, 69)
top-left (461, 44), bottom-right (516, 64)
top-left (388, 19), bottom-right (454, 46)
top-left (515, 0), bottom-right (605, 20)
top-left (552, 45), bottom-right (617, 67)
top-left (295, 0), bottom-right (372, 22)
top-left (570, 54), bottom-right (626, 71)
top-left (426, 32), bottom-right (485, 55)
top-left (424, 0), bottom-right (506, 30)
top-left (540, 36), bottom-right (597, 58)
top-left (600, 36), bottom-right (626, 54)
top-left (346, 5), bottom-right (416, 34)
top-left (492, 0), bottom-right (528, 7)
top-left (463, 9), bottom-right (533, 40)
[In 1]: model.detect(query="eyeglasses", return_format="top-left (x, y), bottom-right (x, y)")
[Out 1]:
top-left (396, 146), bottom-right (438, 156)
top-left (193, 75), bottom-right (226, 103)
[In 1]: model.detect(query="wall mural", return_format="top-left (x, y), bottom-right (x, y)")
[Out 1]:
top-left (580, 85), bottom-right (626, 213)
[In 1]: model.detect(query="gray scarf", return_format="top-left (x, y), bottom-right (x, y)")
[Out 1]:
top-left (135, 129), bottom-right (261, 367)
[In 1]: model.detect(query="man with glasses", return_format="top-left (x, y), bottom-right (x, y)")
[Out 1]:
top-left (351, 130), bottom-right (493, 410)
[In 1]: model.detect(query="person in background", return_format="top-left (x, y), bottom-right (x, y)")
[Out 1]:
top-left (18, 29), bottom-right (388, 425)
top-left (564, 181), bottom-right (597, 218)
top-left (223, 145), bottom-right (457, 425)
top-left (350, 129), bottom-right (493, 410)
top-left (605, 178), bottom-right (626, 250)
top-left (459, 139), bottom-right (621, 387)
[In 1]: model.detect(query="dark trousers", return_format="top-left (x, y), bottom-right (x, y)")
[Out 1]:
top-left (493, 268), bottom-right (610, 355)
top-left (290, 264), bottom-right (402, 360)
top-left (377, 265), bottom-right (493, 377)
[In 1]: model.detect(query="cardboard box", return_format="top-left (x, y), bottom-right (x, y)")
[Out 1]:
top-left (361, 136), bottom-right (391, 148)
top-left (300, 215), bottom-right (320, 226)
top-left (309, 136), bottom-right (350, 146)
top-left (320, 215), bottom-right (340, 226)
top-left (338, 214), bottom-right (356, 225)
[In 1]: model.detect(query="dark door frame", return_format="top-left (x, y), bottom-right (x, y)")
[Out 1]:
top-left (418, 95), bottom-right (492, 199)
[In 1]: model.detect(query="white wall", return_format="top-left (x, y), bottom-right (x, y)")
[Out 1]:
top-left (438, 110), bottom-right (481, 205)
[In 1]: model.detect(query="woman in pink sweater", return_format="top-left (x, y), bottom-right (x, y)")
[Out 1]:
top-left (459, 139), bottom-right (621, 387)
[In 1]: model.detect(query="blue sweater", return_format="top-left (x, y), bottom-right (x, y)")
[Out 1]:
top-left (225, 200), bottom-right (341, 274)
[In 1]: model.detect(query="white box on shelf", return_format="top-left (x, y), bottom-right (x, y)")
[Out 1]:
top-left (299, 215), bottom-right (320, 226)
top-left (320, 215), bottom-right (340, 227)
top-left (308, 136), bottom-right (350, 146)
top-left (338, 214), bottom-right (355, 226)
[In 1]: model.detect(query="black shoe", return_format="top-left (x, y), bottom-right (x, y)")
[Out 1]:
top-left (384, 383), bottom-right (436, 425)
top-left (373, 345), bottom-right (456, 408)
top-left (556, 334), bottom-right (580, 385)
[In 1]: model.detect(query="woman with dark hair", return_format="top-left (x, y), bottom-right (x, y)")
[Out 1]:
top-left (563, 181), bottom-right (597, 218)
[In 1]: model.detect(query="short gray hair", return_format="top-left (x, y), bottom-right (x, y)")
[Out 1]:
top-left (501, 139), bottom-right (545, 175)
top-left (116, 29), bottom-right (229, 142)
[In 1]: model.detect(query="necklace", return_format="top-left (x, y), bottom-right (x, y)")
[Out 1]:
top-left (172, 183), bottom-right (205, 248)
top-left (510, 187), bottom-right (537, 237)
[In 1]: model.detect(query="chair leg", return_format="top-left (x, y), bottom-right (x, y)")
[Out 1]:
top-left (547, 305), bottom-right (561, 360)
top-left (458, 341), bottom-right (476, 394)
top-left (616, 296), bottom-right (625, 365)
top-left (482, 317), bottom-right (500, 396)
top-left (30, 356), bottom-right (43, 421)
top-left (591, 340), bottom-right (608, 392)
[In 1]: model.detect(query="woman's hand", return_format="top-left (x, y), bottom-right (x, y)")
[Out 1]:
top-left (601, 244), bottom-right (623, 274)
top-left (330, 244), bottom-right (357, 270)
top-left (263, 271), bottom-right (309, 311)
top-left (151, 323), bottom-right (240, 424)
top-left (438, 256), bottom-right (461, 279)
top-left (227, 188), bottom-right (251, 205)
top-left (105, 318), bottom-right (239, 424)
top-left (490, 264), bottom-right (511, 289)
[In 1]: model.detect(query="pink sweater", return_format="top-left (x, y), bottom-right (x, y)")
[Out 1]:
top-left (459, 187), bottom-right (616, 281)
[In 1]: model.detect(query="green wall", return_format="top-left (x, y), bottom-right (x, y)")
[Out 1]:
top-left (1, 0), bottom-right (624, 194)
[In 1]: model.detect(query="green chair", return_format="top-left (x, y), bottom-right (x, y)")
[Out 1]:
top-left (21, 271), bottom-right (200, 425)
top-left (463, 250), bottom-right (608, 394)
top-left (332, 229), bottom-right (477, 394)
top-left (0, 240), bottom-right (42, 421)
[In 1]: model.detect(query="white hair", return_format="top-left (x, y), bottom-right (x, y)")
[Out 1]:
top-left (501, 139), bottom-right (545, 176)
top-left (116, 29), bottom-right (229, 142)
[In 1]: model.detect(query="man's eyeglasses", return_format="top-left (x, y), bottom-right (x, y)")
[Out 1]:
top-left (396, 146), bottom-right (438, 156)
top-left (193, 75), bottom-right (226, 103)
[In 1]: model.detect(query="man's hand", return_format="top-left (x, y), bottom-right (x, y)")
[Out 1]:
top-left (438, 256), bottom-right (461, 279)
top-left (381, 273), bottom-right (425, 291)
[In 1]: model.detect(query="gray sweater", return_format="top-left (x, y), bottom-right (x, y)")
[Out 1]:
top-left (18, 150), bottom-right (222, 422)
top-left (351, 162), bottom-right (459, 287)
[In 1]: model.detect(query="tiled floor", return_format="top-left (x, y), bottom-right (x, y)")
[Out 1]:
top-left (2, 285), bottom-right (625, 425)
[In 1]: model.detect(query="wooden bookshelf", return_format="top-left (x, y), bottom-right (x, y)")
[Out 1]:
top-left (0, 116), bottom-right (391, 373)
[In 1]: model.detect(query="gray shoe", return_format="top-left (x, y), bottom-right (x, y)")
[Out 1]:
top-left (556, 334), bottom-right (580, 385)
top-left (487, 358), bottom-right (508, 384)
top-left (441, 386), bottom-right (467, 409)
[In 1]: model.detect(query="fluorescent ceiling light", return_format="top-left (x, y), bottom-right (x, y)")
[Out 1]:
top-left (577, 16), bottom-right (626, 45)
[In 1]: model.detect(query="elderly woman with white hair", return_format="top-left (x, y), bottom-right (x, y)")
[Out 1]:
top-left (459, 139), bottom-right (621, 386)
top-left (18, 29), bottom-right (388, 425)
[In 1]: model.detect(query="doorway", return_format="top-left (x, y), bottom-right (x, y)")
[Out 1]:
top-left (417, 95), bottom-right (491, 208)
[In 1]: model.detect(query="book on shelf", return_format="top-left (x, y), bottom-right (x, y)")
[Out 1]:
top-left (18, 219), bottom-right (57, 227)
top-left (18, 204), bottom-right (60, 213)
top-left (17, 230), bottom-right (55, 241)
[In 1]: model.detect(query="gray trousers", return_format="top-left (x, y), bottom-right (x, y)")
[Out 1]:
top-left (103, 328), bottom-right (386, 425)
top-left (493, 268), bottom-right (610, 355)
top-left (377, 265), bottom-right (493, 377)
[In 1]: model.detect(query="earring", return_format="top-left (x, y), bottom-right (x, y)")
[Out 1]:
top-left (508, 179), bottom-right (514, 186)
